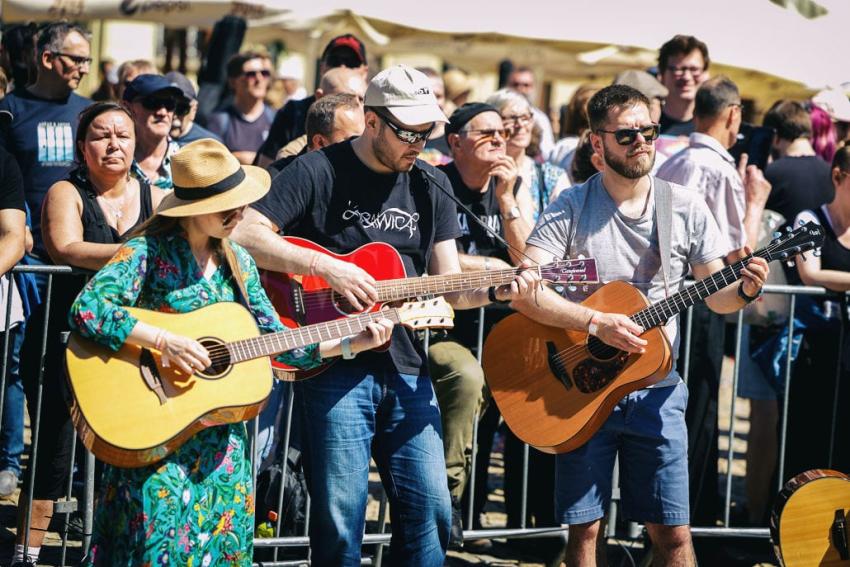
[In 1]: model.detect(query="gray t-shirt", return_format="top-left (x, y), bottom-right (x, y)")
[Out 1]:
top-left (526, 173), bottom-right (727, 387)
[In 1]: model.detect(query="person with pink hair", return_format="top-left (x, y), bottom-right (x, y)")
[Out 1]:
top-left (809, 102), bottom-right (838, 162)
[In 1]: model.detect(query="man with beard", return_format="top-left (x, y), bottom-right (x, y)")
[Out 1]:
top-left (232, 65), bottom-right (538, 566)
top-left (510, 84), bottom-right (768, 566)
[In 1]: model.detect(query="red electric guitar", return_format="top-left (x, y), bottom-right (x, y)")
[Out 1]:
top-left (260, 236), bottom-right (599, 378)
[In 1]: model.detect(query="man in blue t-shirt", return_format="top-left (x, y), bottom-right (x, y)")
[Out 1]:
top-left (0, 21), bottom-right (93, 567)
top-left (0, 22), bottom-right (92, 260)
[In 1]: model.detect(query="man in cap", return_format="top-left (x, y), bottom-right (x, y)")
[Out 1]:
top-left (614, 69), bottom-right (668, 124)
top-left (233, 64), bottom-right (538, 565)
top-left (123, 74), bottom-right (183, 189)
top-left (255, 34), bottom-right (369, 167)
top-left (164, 71), bottom-right (221, 146)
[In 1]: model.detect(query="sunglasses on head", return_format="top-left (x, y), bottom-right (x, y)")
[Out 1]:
top-left (595, 124), bottom-right (660, 146)
top-left (374, 110), bottom-right (434, 145)
top-left (242, 69), bottom-right (271, 79)
top-left (140, 96), bottom-right (178, 112)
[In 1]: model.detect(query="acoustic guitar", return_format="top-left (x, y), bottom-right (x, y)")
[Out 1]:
top-left (482, 222), bottom-right (824, 454)
top-left (770, 469), bottom-right (850, 567)
top-left (65, 298), bottom-right (454, 468)
top-left (260, 236), bottom-right (599, 377)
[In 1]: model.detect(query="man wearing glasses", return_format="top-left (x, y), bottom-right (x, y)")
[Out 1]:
top-left (122, 74), bottom-right (183, 190)
top-left (206, 51), bottom-right (275, 165)
top-left (657, 35), bottom-right (711, 137)
top-left (233, 65), bottom-right (538, 565)
top-left (0, 22), bottom-right (92, 567)
top-left (511, 84), bottom-right (768, 566)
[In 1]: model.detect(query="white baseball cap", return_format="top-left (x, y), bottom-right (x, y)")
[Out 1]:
top-left (365, 65), bottom-right (448, 126)
top-left (812, 87), bottom-right (850, 122)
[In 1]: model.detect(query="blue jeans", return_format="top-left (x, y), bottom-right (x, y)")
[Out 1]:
top-left (295, 363), bottom-right (451, 567)
top-left (0, 323), bottom-right (25, 475)
top-left (555, 382), bottom-right (690, 526)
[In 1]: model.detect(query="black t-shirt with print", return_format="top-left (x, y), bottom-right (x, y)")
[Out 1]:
top-left (253, 140), bottom-right (460, 375)
top-left (437, 161), bottom-right (515, 346)
top-left (659, 112), bottom-right (695, 137)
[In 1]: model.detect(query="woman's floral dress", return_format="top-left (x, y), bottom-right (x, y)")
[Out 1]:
top-left (70, 233), bottom-right (322, 566)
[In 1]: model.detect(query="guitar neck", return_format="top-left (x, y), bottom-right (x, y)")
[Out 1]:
top-left (375, 268), bottom-right (522, 301)
top-left (630, 249), bottom-right (767, 330)
top-left (227, 309), bottom-right (401, 363)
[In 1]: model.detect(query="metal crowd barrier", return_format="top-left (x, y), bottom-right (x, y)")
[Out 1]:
top-left (0, 267), bottom-right (844, 565)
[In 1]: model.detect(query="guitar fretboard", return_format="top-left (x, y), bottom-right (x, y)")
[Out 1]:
top-left (374, 268), bottom-right (523, 301)
top-left (226, 309), bottom-right (402, 363)
top-left (630, 250), bottom-right (767, 330)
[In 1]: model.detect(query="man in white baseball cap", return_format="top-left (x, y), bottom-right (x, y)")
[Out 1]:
top-left (233, 63), bottom-right (539, 565)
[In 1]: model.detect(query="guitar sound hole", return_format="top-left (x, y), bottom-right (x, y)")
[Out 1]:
top-left (198, 338), bottom-right (232, 379)
top-left (331, 291), bottom-right (363, 315)
top-left (587, 336), bottom-right (621, 362)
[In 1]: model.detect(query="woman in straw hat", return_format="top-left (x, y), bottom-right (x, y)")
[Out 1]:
top-left (69, 139), bottom-right (393, 566)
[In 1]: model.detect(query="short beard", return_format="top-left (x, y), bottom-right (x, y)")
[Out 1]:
top-left (371, 123), bottom-right (415, 173)
top-left (602, 141), bottom-right (655, 179)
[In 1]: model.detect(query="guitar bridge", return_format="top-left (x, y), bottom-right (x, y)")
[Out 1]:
top-left (546, 342), bottom-right (573, 390)
top-left (289, 280), bottom-right (308, 326)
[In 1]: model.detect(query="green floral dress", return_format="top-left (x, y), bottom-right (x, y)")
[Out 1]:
top-left (70, 233), bottom-right (321, 567)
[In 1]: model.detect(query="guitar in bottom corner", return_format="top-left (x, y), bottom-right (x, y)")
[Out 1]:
top-left (770, 469), bottom-right (850, 567)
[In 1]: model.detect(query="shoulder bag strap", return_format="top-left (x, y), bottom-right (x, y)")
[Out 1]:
top-left (654, 177), bottom-right (673, 298)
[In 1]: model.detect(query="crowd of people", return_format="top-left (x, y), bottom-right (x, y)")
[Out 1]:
top-left (0, 19), bottom-right (845, 567)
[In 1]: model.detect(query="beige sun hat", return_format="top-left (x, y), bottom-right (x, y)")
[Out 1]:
top-left (156, 139), bottom-right (270, 217)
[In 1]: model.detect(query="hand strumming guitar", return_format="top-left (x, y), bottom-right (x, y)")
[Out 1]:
top-left (587, 311), bottom-right (647, 354)
top-left (313, 252), bottom-right (379, 311)
top-left (158, 331), bottom-right (212, 374)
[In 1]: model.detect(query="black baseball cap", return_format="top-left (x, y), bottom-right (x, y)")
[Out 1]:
top-left (321, 34), bottom-right (367, 68)
top-left (122, 74), bottom-right (183, 103)
top-left (164, 71), bottom-right (196, 101)
top-left (445, 103), bottom-right (500, 136)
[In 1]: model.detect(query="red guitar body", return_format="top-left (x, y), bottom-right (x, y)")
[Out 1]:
top-left (260, 237), bottom-right (407, 376)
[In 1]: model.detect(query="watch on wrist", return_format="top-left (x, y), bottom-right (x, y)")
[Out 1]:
top-left (737, 281), bottom-right (763, 304)
top-left (502, 205), bottom-right (521, 221)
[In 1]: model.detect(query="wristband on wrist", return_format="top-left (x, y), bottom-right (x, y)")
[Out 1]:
top-left (340, 336), bottom-right (357, 360)
top-left (154, 329), bottom-right (166, 350)
top-left (309, 253), bottom-right (322, 276)
top-left (737, 281), bottom-right (763, 304)
top-left (488, 286), bottom-right (510, 304)
top-left (587, 312), bottom-right (600, 337)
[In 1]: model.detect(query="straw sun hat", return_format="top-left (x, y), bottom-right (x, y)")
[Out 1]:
top-left (156, 139), bottom-right (271, 217)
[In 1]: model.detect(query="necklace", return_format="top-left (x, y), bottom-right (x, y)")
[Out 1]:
top-left (97, 190), bottom-right (130, 221)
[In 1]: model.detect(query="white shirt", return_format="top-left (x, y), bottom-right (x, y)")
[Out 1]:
top-left (656, 132), bottom-right (743, 253)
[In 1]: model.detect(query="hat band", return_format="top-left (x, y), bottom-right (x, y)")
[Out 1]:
top-left (173, 168), bottom-right (245, 200)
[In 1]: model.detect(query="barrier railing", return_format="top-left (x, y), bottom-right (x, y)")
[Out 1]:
top-left (0, 269), bottom-right (843, 565)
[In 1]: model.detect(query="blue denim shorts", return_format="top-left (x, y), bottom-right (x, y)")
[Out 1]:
top-left (555, 382), bottom-right (690, 526)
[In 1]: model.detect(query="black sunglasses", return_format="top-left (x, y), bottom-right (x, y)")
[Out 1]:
top-left (374, 110), bottom-right (434, 145)
top-left (596, 124), bottom-right (660, 146)
top-left (51, 52), bottom-right (92, 67)
top-left (140, 97), bottom-right (178, 112)
top-left (242, 69), bottom-right (271, 79)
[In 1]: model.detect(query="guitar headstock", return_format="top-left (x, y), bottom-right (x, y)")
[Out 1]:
top-left (395, 297), bottom-right (455, 331)
top-left (539, 258), bottom-right (600, 285)
top-left (761, 221), bottom-right (825, 263)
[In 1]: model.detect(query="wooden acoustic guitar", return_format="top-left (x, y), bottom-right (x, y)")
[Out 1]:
top-left (482, 222), bottom-right (824, 454)
top-left (65, 298), bottom-right (454, 468)
top-left (260, 236), bottom-right (599, 377)
top-left (770, 469), bottom-right (850, 567)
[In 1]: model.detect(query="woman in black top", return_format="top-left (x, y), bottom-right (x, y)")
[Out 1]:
top-left (787, 144), bottom-right (850, 478)
top-left (12, 102), bottom-right (164, 566)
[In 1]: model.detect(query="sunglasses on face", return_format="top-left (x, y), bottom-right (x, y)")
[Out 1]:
top-left (595, 124), bottom-right (660, 146)
top-left (175, 100), bottom-right (192, 117)
top-left (51, 52), bottom-right (92, 68)
top-left (324, 53), bottom-right (363, 69)
top-left (375, 111), bottom-right (434, 145)
top-left (242, 69), bottom-right (271, 80)
top-left (140, 97), bottom-right (178, 112)
top-left (220, 206), bottom-right (247, 226)
top-left (461, 128), bottom-right (512, 142)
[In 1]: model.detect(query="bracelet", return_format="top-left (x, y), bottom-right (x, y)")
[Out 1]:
top-left (340, 336), bottom-right (357, 360)
top-left (488, 286), bottom-right (510, 304)
top-left (154, 329), bottom-right (166, 350)
top-left (309, 253), bottom-right (322, 276)
top-left (737, 281), bottom-right (763, 304)
top-left (587, 312), bottom-right (599, 337)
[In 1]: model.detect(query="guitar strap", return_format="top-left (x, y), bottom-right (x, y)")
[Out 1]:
top-left (654, 177), bottom-right (673, 298)
top-left (223, 240), bottom-right (252, 310)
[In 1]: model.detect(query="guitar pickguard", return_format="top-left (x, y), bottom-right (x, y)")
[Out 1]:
top-left (572, 352), bottom-right (630, 394)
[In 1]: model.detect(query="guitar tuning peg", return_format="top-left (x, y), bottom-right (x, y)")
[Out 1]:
top-left (785, 260), bottom-right (796, 268)
top-left (577, 253), bottom-right (585, 260)
top-left (567, 284), bottom-right (577, 292)
top-left (786, 226), bottom-right (793, 232)
top-left (772, 231), bottom-right (782, 239)
top-left (580, 274), bottom-right (587, 281)
top-left (780, 251), bottom-right (789, 260)
top-left (800, 252), bottom-right (807, 262)
top-left (798, 219), bottom-right (806, 226)
top-left (581, 285), bottom-right (589, 292)
top-left (554, 285), bottom-right (565, 294)
top-left (813, 248), bottom-right (822, 257)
